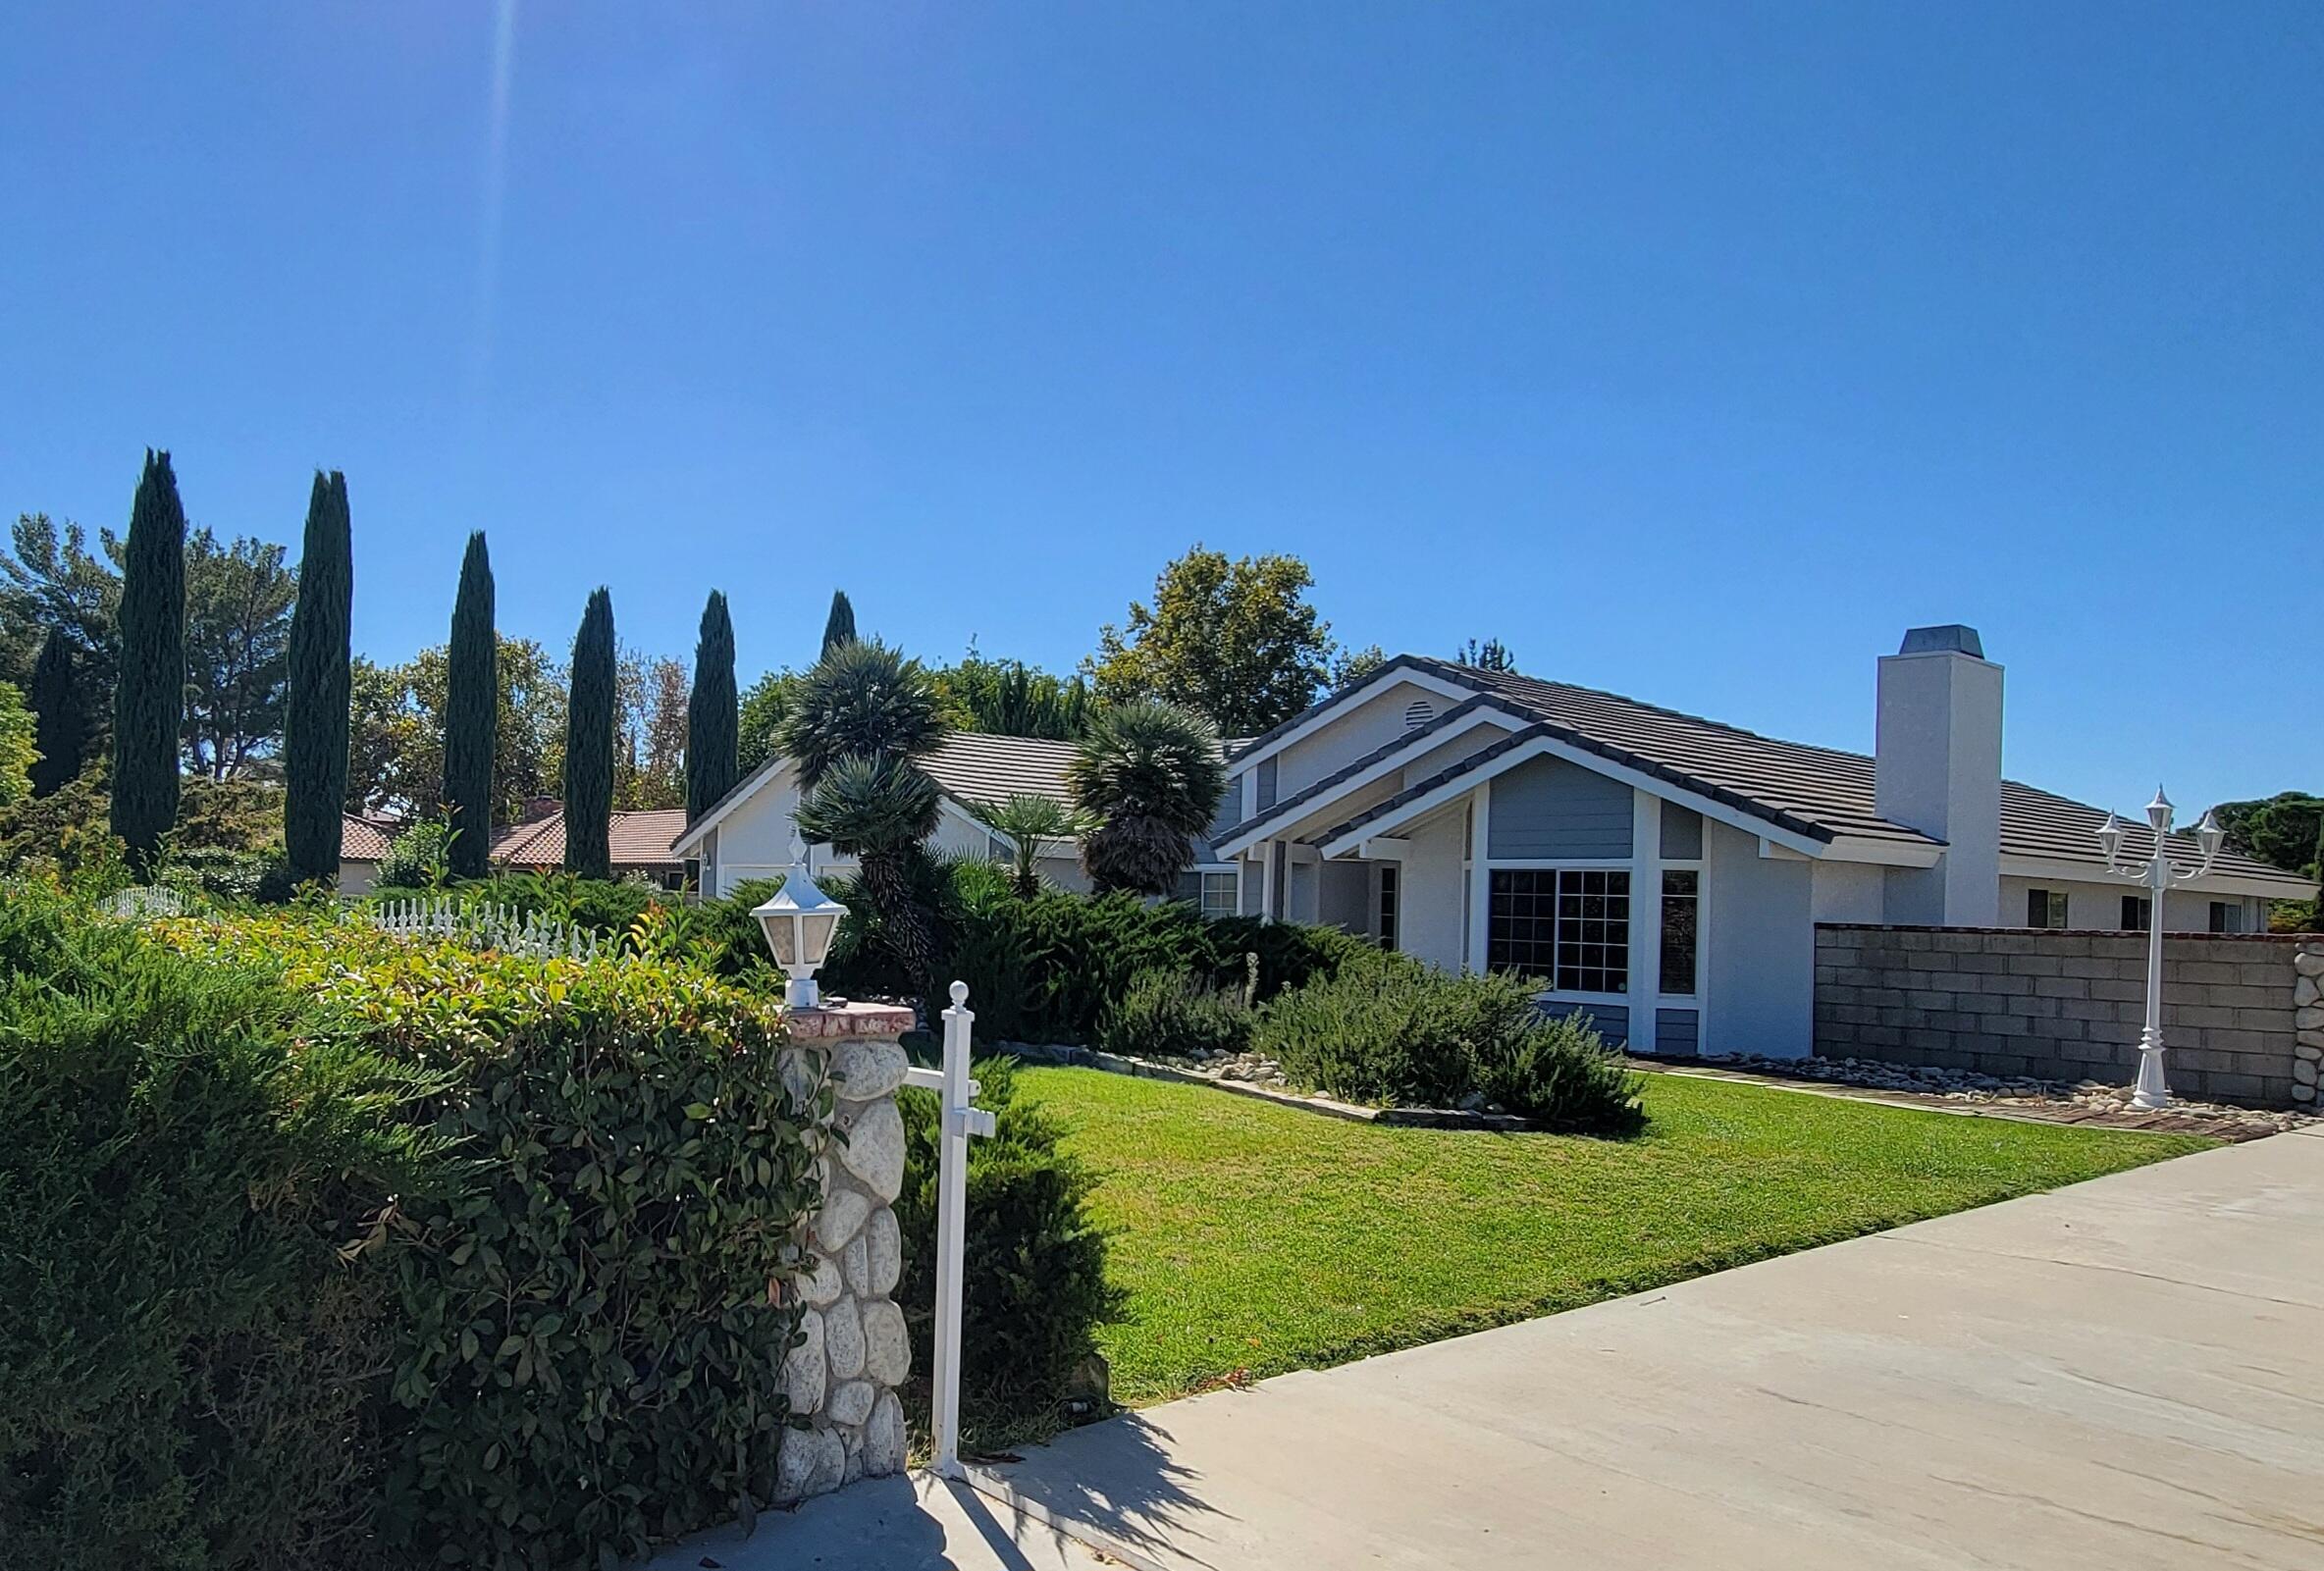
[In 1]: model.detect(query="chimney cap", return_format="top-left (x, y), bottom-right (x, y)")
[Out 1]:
top-left (1898, 624), bottom-right (1984, 658)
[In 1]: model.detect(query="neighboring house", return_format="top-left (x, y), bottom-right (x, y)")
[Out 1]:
top-left (490, 808), bottom-right (693, 889)
top-left (338, 813), bottom-right (396, 896)
top-left (675, 732), bottom-right (1238, 908)
top-left (1211, 626), bottom-right (2315, 1060)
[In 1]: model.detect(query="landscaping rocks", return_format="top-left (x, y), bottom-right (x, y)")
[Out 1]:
top-left (775, 1003), bottom-right (918, 1506)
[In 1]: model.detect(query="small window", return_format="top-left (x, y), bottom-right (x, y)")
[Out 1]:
top-left (1660, 869), bottom-right (1698, 995)
top-left (1402, 698), bottom-right (1435, 731)
top-left (2027, 888), bottom-right (2068, 930)
top-left (2208, 901), bottom-right (2245, 935)
top-left (1377, 864), bottom-right (1400, 951)
top-left (1178, 870), bottom-right (1239, 919)
top-left (2120, 895), bottom-right (2151, 933)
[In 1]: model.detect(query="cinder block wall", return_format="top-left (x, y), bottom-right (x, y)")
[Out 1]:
top-left (1814, 925), bottom-right (2322, 1108)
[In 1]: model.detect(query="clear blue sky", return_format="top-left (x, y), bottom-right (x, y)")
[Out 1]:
top-left (3, 3), bottom-right (2317, 816)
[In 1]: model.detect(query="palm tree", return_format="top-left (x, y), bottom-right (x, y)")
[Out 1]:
top-left (779, 640), bottom-right (948, 986)
top-left (1069, 700), bottom-right (1227, 896)
top-left (978, 793), bottom-right (1084, 898)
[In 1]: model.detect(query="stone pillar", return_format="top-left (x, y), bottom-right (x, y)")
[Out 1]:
top-left (773, 1002), bottom-right (917, 1503)
top-left (2295, 945), bottom-right (2323, 1106)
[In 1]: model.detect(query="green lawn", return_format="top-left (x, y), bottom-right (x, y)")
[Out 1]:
top-left (1018, 1066), bottom-right (2214, 1407)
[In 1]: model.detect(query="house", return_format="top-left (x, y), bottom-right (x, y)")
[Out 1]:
top-left (674, 732), bottom-right (1239, 911)
top-left (338, 813), bottom-right (396, 896)
top-left (490, 808), bottom-right (693, 889)
top-left (1210, 626), bottom-right (2314, 1060)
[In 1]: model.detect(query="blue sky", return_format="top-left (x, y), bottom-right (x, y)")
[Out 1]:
top-left (3, 2), bottom-right (2317, 816)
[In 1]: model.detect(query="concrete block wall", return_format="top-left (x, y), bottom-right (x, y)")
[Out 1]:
top-left (1814, 925), bottom-right (2322, 1108)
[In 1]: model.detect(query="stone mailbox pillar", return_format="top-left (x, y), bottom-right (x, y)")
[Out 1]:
top-left (773, 1002), bottom-right (917, 1502)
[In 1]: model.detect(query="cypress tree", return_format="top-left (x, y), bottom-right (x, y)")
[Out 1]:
top-left (820, 589), bottom-right (856, 659)
top-left (110, 449), bottom-right (187, 871)
top-left (443, 532), bottom-right (498, 879)
top-left (283, 471), bottom-right (354, 884)
top-left (562, 587), bottom-right (615, 879)
top-left (686, 590), bottom-right (738, 820)
top-left (26, 628), bottom-right (82, 798)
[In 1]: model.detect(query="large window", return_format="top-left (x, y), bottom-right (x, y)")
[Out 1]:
top-left (2027, 888), bottom-right (2068, 930)
top-left (1660, 869), bottom-right (1698, 995)
top-left (1489, 868), bottom-right (1630, 993)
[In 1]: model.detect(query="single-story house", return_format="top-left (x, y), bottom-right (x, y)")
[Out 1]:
top-left (1210, 626), bottom-right (2315, 1060)
top-left (338, 813), bottom-right (396, 896)
top-left (489, 808), bottom-right (693, 889)
top-left (675, 732), bottom-right (1238, 912)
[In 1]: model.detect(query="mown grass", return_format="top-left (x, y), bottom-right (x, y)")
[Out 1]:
top-left (1016, 1066), bottom-right (2214, 1407)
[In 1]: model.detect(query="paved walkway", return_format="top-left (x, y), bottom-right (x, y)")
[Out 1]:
top-left (983, 1127), bottom-right (2324, 1569)
top-left (641, 1469), bottom-right (1102, 1571)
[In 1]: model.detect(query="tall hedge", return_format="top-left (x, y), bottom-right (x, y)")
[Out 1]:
top-left (686, 590), bottom-right (737, 821)
top-left (561, 588), bottom-right (614, 878)
top-left (111, 449), bottom-right (187, 870)
top-left (284, 471), bottom-right (354, 884)
top-left (27, 627), bottom-right (82, 798)
top-left (442, 533), bottom-right (497, 878)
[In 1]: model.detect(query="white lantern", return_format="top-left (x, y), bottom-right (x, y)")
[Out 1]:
top-left (752, 853), bottom-right (847, 1010)
top-left (2193, 808), bottom-right (2224, 869)
top-left (2095, 812), bottom-right (2124, 866)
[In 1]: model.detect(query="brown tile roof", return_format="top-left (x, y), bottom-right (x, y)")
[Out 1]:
top-left (490, 809), bottom-right (689, 869)
top-left (340, 814), bottom-right (396, 862)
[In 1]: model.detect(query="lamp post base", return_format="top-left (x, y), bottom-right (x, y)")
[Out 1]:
top-left (2130, 1027), bottom-right (2171, 1112)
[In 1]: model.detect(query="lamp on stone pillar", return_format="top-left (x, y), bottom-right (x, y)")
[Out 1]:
top-left (753, 838), bottom-right (848, 1010)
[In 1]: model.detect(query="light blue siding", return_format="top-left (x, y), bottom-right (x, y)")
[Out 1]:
top-left (1488, 757), bottom-right (1632, 859)
top-left (1541, 1000), bottom-right (1629, 1046)
top-left (1655, 1007), bottom-right (1700, 1057)
top-left (1660, 801), bottom-right (1703, 860)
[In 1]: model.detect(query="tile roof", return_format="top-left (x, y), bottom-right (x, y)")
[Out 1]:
top-left (918, 733), bottom-right (1079, 812)
top-left (340, 814), bottom-right (396, 862)
top-left (489, 809), bottom-right (690, 868)
top-left (1260, 655), bottom-right (2308, 892)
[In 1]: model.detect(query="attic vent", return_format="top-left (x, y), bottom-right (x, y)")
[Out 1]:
top-left (1402, 698), bottom-right (1435, 731)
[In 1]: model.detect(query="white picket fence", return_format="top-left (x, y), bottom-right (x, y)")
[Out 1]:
top-left (99, 885), bottom-right (189, 919)
top-left (368, 896), bottom-right (605, 961)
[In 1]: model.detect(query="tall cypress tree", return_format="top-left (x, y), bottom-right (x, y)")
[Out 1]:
top-left (443, 532), bottom-right (498, 879)
top-left (284, 471), bottom-right (354, 884)
top-left (26, 628), bottom-right (82, 799)
top-left (562, 587), bottom-right (615, 879)
top-left (686, 590), bottom-right (738, 821)
top-left (110, 450), bottom-right (187, 871)
top-left (820, 589), bottom-right (856, 659)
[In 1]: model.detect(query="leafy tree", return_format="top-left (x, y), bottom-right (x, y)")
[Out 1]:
top-left (562, 589), bottom-right (616, 878)
top-left (26, 629), bottom-right (82, 798)
top-left (1089, 546), bottom-right (1362, 736)
top-left (820, 589), bottom-right (857, 659)
top-left (2210, 792), bottom-right (2324, 876)
top-left (181, 528), bottom-right (295, 779)
top-left (283, 472), bottom-right (353, 884)
top-left (1069, 699), bottom-right (1227, 895)
top-left (110, 450), bottom-right (187, 872)
top-left (780, 641), bottom-right (948, 987)
top-left (0, 681), bottom-right (34, 809)
top-left (932, 650), bottom-right (1093, 740)
top-left (686, 590), bottom-right (738, 819)
top-left (442, 533), bottom-right (498, 877)
top-left (1455, 636), bottom-right (1517, 672)
top-left (0, 513), bottom-right (122, 738)
top-left (737, 669), bottom-right (801, 773)
top-left (345, 636), bottom-right (564, 824)
top-left (614, 650), bottom-right (688, 811)
top-left (977, 792), bottom-right (1083, 897)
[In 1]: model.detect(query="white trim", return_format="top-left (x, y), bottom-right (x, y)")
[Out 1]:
top-left (1820, 835), bottom-right (1944, 868)
top-left (1355, 836), bottom-right (1410, 861)
top-left (1465, 793), bottom-right (1490, 973)
top-left (1229, 664), bottom-right (1476, 776)
top-left (1317, 733), bottom-right (1838, 863)
top-left (1628, 789), bottom-right (1662, 1048)
top-left (672, 753), bottom-right (792, 854)
top-left (1999, 853), bottom-right (2312, 901)
top-left (1212, 705), bottom-right (1519, 857)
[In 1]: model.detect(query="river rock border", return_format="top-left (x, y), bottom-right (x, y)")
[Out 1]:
top-left (2296, 945), bottom-right (2323, 1106)
top-left (772, 1002), bottom-right (917, 1504)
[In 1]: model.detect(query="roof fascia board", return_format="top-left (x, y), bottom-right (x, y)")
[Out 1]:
top-left (1228, 660), bottom-right (1477, 775)
top-left (1818, 835), bottom-right (1945, 868)
top-left (1998, 853), bottom-right (2316, 900)
top-left (1212, 704), bottom-right (1520, 857)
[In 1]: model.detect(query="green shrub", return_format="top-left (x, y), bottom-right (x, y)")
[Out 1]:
top-left (1253, 952), bottom-right (1645, 1134)
top-left (894, 1057), bottom-right (1120, 1446)
top-left (1098, 966), bottom-right (1253, 1060)
top-left (374, 817), bottom-right (452, 890)
top-left (0, 886), bottom-right (450, 1571)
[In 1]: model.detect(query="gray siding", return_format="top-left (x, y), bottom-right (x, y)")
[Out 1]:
top-left (1255, 758), bottom-right (1279, 812)
top-left (1488, 757), bottom-right (1632, 859)
top-left (1240, 866), bottom-right (1262, 916)
top-left (1541, 1000), bottom-right (1629, 1047)
top-left (1655, 1007), bottom-right (1700, 1057)
top-left (1660, 802), bottom-right (1703, 860)
top-left (1207, 788), bottom-right (1241, 841)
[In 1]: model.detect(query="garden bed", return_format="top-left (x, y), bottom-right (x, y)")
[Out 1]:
top-left (1002, 1039), bottom-right (1546, 1130)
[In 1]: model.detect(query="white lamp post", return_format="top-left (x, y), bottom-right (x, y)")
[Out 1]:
top-left (752, 840), bottom-right (848, 1010)
top-left (2098, 786), bottom-right (2224, 1110)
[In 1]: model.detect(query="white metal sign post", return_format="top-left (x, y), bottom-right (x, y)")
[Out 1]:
top-left (903, 981), bottom-right (996, 1478)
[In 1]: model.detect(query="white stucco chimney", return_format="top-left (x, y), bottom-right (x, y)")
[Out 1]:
top-left (1875, 625), bottom-right (2002, 925)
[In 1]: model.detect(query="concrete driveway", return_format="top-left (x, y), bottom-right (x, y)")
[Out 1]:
top-left (982, 1127), bottom-right (2324, 1570)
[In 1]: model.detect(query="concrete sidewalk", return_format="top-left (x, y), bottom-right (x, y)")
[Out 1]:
top-left (987, 1127), bottom-right (2324, 1570)
top-left (641, 1469), bottom-right (1103, 1571)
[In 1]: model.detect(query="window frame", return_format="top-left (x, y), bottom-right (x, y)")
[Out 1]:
top-left (1376, 863), bottom-right (1400, 951)
top-left (2026, 887), bottom-right (2069, 930)
top-left (1487, 864), bottom-right (1632, 997)
top-left (1660, 867), bottom-right (1700, 997)
top-left (2120, 894), bottom-right (2151, 933)
top-left (2208, 900), bottom-right (2245, 935)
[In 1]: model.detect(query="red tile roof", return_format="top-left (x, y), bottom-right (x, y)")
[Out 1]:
top-left (340, 814), bottom-right (396, 862)
top-left (490, 809), bottom-right (689, 869)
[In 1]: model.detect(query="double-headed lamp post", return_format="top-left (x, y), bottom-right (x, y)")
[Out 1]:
top-left (751, 841), bottom-right (848, 1009)
top-left (2097, 787), bottom-right (2224, 1111)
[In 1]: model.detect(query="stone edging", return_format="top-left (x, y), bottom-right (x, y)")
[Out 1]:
top-left (997, 1041), bottom-right (1546, 1132)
